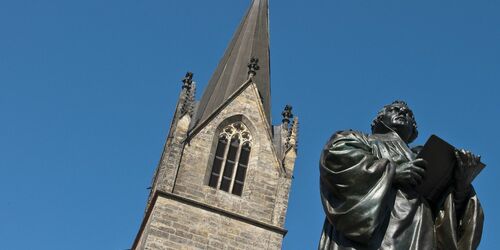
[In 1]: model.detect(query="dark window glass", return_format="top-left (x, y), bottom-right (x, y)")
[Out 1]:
top-left (220, 177), bottom-right (231, 191)
top-left (208, 137), bottom-right (227, 188)
top-left (235, 144), bottom-right (250, 182)
top-left (232, 144), bottom-right (250, 195)
top-left (221, 137), bottom-right (239, 192)
top-left (215, 137), bottom-right (226, 157)
top-left (223, 161), bottom-right (235, 181)
top-left (226, 137), bottom-right (239, 162)
top-left (208, 174), bottom-right (219, 188)
top-left (235, 166), bottom-right (247, 182)
top-left (232, 181), bottom-right (243, 196)
top-left (212, 157), bottom-right (223, 175)
top-left (238, 144), bottom-right (250, 166)
top-left (223, 138), bottom-right (239, 176)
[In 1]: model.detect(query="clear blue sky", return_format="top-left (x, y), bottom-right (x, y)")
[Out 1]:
top-left (1, 0), bottom-right (499, 249)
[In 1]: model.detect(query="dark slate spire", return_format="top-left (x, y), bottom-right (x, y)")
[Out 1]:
top-left (193, 0), bottom-right (271, 128)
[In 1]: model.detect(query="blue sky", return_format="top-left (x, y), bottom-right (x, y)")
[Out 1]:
top-left (1, 0), bottom-right (499, 249)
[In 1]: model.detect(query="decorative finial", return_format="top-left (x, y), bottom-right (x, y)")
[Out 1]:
top-left (182, 72), bottom-right (194, 89)
top-left (289, 116), bottom-right (299, 150)
top-left (180, 72), bottom-right (196, 117)
top-left (247, 57), bottom-right (260, 77)
top-left (282, 105), bottom-right (293, 124)
top-left (285, 114), bottom-right (299, 150)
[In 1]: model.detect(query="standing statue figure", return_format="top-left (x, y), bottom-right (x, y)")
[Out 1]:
top-left (319, 101), bottom-right (484, 250)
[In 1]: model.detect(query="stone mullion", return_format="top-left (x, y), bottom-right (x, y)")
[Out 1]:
top-left (228, 135), bottom-right (244, 193)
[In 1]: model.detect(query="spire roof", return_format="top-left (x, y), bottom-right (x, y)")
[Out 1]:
top-left (193, 0), bottom-right (271, 128)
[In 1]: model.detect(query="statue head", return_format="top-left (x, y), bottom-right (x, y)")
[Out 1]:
top-left (371, 100), bottom-right (418, 144)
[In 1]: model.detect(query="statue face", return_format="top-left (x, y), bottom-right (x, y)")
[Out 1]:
top-left (378, 103), bottom-right (416, 143)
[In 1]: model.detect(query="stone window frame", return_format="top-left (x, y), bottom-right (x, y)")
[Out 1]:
top-left (207, 118), bottom-right (253, 196)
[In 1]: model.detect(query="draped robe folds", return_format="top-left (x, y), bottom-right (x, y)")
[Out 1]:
top-left (319, 131), bottom-right (483, 250)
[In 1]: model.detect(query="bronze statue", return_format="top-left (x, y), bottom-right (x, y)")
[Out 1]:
top-left (319, 101), bottom-right (484, 250)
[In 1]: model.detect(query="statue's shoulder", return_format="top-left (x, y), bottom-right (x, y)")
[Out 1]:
top-left (328, 129), bottom-right (370, 144)
top-left (322, 130), bottom-right (372, 154)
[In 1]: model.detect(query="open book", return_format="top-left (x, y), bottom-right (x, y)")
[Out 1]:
top-left (414, 135), bottom-right (485, 204)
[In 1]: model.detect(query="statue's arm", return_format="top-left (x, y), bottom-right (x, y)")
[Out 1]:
top-left (319, 131), bottom-right (396, 242)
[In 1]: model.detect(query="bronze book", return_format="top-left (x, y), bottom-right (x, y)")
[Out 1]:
top-left (415, 135), bottom-right (485, 204)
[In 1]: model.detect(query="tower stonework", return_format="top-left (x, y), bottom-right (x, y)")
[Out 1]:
top-left (132, 0), bottom-right (298, 249)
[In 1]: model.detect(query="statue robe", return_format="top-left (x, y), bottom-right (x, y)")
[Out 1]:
top-left (319, 131), bottom-right (483, 250)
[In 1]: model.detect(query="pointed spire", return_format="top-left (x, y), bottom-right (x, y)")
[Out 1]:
top-left (193, 0), bottom-right (271, 128)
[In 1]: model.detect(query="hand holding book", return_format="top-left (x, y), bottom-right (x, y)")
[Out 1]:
top-left (454, 149), bottom-right (482, 191)
top-left (453, 149), bottom-right (482, 215)
top-left (415, 135), bottom-right (485, 204)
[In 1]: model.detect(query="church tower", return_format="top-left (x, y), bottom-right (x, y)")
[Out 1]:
top-left (132, 0), bottom-right (298, 249)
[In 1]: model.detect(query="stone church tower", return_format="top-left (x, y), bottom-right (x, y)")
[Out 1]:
top-left (132, 0), bottom-right (298, 249)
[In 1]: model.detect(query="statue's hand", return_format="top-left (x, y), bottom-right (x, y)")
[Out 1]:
top-left (394, 159), bottom-right (427, 188)
top-left (454, 149), bottom-right (480, 192)
top-left (453, 149), bottom-right (480, 215)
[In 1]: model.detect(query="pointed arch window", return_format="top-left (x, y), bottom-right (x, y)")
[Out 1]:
top-left (208, 122), bottom-right (252, 196)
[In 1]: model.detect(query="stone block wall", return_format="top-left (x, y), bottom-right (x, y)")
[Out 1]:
top-left (137, 195), bottom-right (284, 250)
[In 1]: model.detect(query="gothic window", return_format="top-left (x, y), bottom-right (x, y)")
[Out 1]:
top-left (208, 122), bottom-right (252, 196)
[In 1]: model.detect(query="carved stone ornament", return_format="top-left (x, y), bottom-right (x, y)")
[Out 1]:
top-left (219, 122), bottom-right (253, 146)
